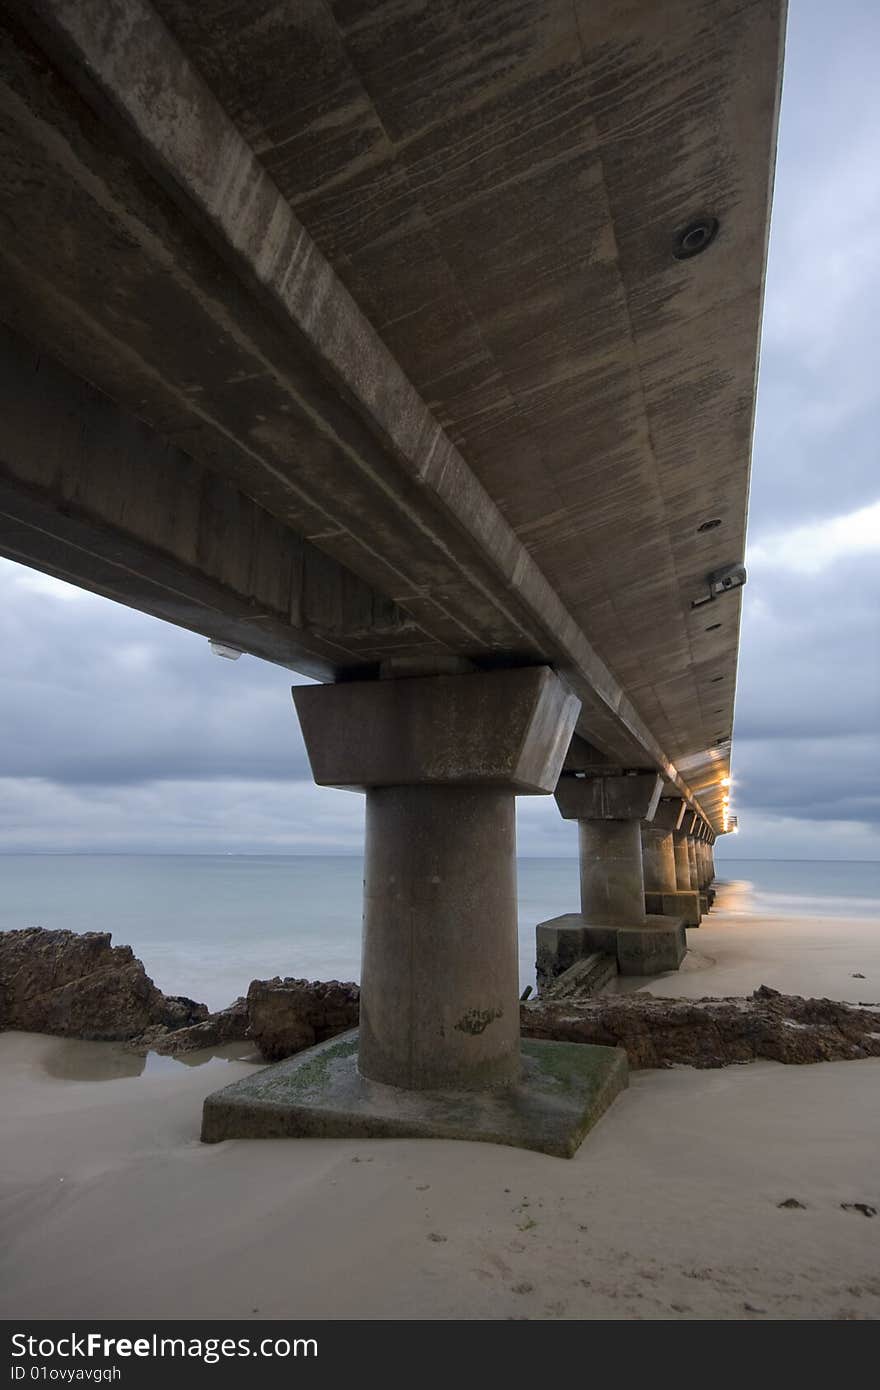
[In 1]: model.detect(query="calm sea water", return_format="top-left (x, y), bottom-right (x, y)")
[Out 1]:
top-left (1, 855), bottom-right (878, 1011)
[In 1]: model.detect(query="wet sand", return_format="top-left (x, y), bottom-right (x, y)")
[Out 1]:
top-left (2, 892), bottom-right (879, 1321)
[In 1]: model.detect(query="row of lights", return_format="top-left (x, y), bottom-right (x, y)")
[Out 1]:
top-left (719, 775), bottom-right (738, 833)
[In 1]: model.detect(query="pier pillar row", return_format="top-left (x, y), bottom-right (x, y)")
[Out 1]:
top-left (686, 830), bottom-right (699, 892)
top-left (536, 772), bottom-right (686, 981)
top-left (643, 799), bottom-right (702, 927)
top-left (673, 819), bottom-right (692, 892)
top-left (293, 667), bottom-right (580, 1092)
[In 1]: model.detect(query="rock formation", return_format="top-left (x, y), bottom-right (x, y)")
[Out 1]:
top-left (246, 977), bottom-right (360, 1062)
top-left (0, 927), bottom-right (207, 1041)
top-left (522, 985), bottom-right (880, 1069)
top-left (5, 929), bottom-right (878, 1074)
top-left (129, 999), bottom-right (249, 1055)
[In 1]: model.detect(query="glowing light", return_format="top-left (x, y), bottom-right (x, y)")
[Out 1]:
top-left (720, 776), bottom-right (731, 787)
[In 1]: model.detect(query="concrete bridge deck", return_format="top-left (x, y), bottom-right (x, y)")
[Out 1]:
top-left (0, 0), bottom-right (784, 828)
top-left (0, 1), bottom-right (785, 1149)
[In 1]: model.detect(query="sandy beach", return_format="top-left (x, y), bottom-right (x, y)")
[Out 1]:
top-left (2, 886), bottom-right (879, 1322)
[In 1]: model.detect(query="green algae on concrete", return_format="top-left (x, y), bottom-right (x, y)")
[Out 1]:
top-left (201, 1030), bottom-right (627, 1159)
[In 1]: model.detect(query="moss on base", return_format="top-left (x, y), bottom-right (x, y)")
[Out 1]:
top-left (201, 1030), bottom-right (627, 1158)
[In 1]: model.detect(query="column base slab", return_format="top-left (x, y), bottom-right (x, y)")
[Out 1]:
top-left (644, 890), bottom-right (701, 927)
top-left (537, 913), bottom-right (688, 983)
top-left (617, 918), bottom-right (687, 976)
top-left (201, 1030), bottom-right (628, 1159)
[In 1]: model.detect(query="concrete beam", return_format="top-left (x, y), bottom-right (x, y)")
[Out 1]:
top-left (554, 772), bottom-right (662, 823)
top-left (0, 323), bottom-right (416, 675)
top-left (293, 666), bottom-right (580, 794)
top-left (0, 0), bottom-right (719, 828)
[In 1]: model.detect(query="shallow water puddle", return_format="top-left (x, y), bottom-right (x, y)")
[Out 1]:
top-left (40, 1037), bottom-right (261, 1082)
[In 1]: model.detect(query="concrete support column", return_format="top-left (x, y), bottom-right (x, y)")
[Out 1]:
top-left (536, 771), bottom-right (689, 982)
top-left (641, 824), bottom-right (677, 893)
top-left (362, 784), bottom-right (518, 1089)
top-left (686, 835), bottom-right (699, 891)
top-left (578, 817), bottom-right (646, 925)
top-left (673, 829), bottom-right (692, 892)
top-left (293, 667), bottom-right (579, 1093)
top-left (698, 835), bottom-right (710, 889)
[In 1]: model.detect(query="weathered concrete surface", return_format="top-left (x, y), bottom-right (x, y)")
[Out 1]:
top-left (200, 1031), bottom-right (629, 1159)
top-left (577, 818), bottom-right (647, 926)
top-left (0, 928), bottom-right (206, 1041)
top-left (360, 784), bottom-right (520, 1090)
top-left (541, 954), bottom-right (618, 1001)
top-left (617, 921), bottom-right (687, 977)
top-left (645, 890), bottom-right (702, 928)
top-left (536, 912), bottom-right (686, 984)
top-left (0, 1), bottom-right (786, 830)
top-left (641, 824), bottom-right (678, 894)
top-left (293, 667), bottom-right (579, 793)
top-left (537, 914), bottom-right (616, 986)
top-left (296, 666), bottom-right (578, 1092)
top-left (0, 324), bottom-right (413, 677)
top-left (686, 834), bottom-right (700, 892)
top-left (521, 987), bottom-right (880, 1071)
top-left (554, 773), bottom-right (663, 823)
top-left (673, 829), bottom-right (693, 891)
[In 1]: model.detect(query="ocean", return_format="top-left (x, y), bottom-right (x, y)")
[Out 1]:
top-left (1, 855), bottom-right (878, 1012)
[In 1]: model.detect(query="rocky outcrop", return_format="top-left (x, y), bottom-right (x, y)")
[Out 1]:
top-left (128, 998), bottom-right (249, 1055)
top-left (0, 927), bottom-right (208, 1041)
top-left (521, 985), bottom-right (880, 1069)
top-left (246, 977), bottom-right (360, 1062)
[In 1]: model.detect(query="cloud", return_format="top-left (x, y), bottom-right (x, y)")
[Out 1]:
top-left (0, 558), bottom-right (314, 785)
top-left (747, 1), bottom-right (880, 535)
top-left (747, 499), bottom-right (880, 575)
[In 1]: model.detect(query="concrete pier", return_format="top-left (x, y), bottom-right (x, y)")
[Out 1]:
top-left (687, 834), bottom-right (700, 892)
top-left (537, 772), bottom-right (686, 983)
top-left (0, 1), bottom-right (778, 1151)
top-left (577, 818), bottom-right (646, 926)
top-left (673, 829), bottom-right (692, 892)
top-left (361, 784), bottom-right (518, 1089)
top-left (201, 665), bottom-right (631, 1156)
top-left (641, 822), bottom-right (677, 895)
top-left (293, 666), bottom-right (579, 1092)
top-left (642, 800), bottom-right (702, 926)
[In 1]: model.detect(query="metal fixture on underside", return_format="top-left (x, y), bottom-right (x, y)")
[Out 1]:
top-left (209, 639), bottom-right (243, 660)
top-left (691, 563), bottom-right (747, 609)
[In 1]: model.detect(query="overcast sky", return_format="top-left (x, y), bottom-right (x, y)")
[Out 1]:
top-left (1, 1), bottom-right (877, 860)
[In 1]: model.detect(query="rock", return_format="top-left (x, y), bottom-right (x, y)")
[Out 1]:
top-left (246, 976), bottom-right (360, 1062)
top-left (0, 927), bottom-right (208, 1041)
top-left (128, 998), bottom-right (249, 1055)
top-left (521, 985), bottom-right (880, 1070)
